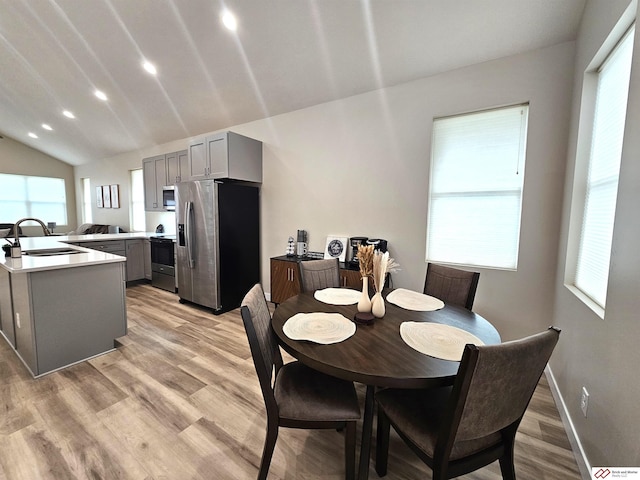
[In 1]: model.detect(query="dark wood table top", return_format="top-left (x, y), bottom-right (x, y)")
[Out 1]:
top-left (271, 290), bottom-right (502, 389)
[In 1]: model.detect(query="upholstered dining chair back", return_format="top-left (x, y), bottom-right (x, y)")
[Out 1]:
top-left (241, 283), bottom-right (283, 411)
top-left (298, 258), bottom-right (341, 293)
top-left (423, 263), bottom-right (480, 310)
top-left (375, 327), bottom-right (560, 480)
top-left (241, 284), bottom-right (360, 480)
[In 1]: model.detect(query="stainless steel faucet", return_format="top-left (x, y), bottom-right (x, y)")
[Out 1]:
top-left (12, 217), bottom-right (52, 247)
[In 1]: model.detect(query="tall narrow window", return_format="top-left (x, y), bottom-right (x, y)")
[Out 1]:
top-left (573, 26), bottom-right (635, 309)
top-left (130, 169), bottom-right (145, 232)
top-left (426, 104), bottom-right (529, 269)
top-left (81, 178), bottom-right (93, 223)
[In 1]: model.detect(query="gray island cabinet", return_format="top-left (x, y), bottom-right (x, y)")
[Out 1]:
top-left (0, 236), bottom-right (128, 377)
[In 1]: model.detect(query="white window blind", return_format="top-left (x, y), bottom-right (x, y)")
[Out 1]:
top-left (574, 26), bottom-right (635, 308)
top-left (81, 178), bottom-right (93, 224)
top-left (0, 173), bottom-right (67, 224)
top-left (130, 169), bottom-right (145, 232)
top-left (426, 104), bottom-right (528, 269)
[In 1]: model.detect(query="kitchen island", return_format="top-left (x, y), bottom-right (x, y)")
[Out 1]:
top-left (0, 236), bottom-right (128, 377)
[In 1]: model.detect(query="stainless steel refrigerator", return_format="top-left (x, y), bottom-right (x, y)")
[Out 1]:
top-left (175, 180), bottom-right (260, 313)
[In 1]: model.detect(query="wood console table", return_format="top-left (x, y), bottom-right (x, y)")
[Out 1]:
top-left (270, 255), bottom-right (366, 304)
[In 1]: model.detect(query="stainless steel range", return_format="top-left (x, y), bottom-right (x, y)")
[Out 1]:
top-left (150, 235), bottom-right (176, 292)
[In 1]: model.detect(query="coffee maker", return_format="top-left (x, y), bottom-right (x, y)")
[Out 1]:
top-left (349, 237), bottom-right (368, 265)
top-left (366, 238), bottom-right (388, 253)
top-left (296, 230), bottom-right (308, 257)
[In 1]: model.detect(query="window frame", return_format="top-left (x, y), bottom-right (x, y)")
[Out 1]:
top-left (425, 103), bottom-right (529, 270)
top-left (565, 22), bottom-right (635, 317)
top-left (0, 173), bottom-right (68, 225)
top-left (130, 168), bottom-right (145, 232)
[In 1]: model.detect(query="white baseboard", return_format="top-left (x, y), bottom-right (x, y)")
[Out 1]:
top-left (545, 366), bottom-right (591, 480)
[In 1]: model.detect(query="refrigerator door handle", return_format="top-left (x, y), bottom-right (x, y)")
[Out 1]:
top-left (185, 201), bottom-right (195, 268)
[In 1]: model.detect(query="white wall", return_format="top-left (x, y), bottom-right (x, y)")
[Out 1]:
top-left (552, 0), bottom-right (640, 468)
top-left (73, 138), bottom-right (187, 234)
top-left (236, 41), bottom-right (575, 343)
top-left (0, 136), bottom-right (76, 235)
top-left (75, 42), bottom-right (575, 345)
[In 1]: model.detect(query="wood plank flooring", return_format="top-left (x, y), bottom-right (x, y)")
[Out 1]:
top-left (0, 283), bottom-right (581, 479)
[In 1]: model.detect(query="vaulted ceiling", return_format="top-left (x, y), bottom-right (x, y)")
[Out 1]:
top-left (0, 0), bottom-right (585, 166)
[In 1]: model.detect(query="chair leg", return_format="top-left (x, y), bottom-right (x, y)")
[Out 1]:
top-left (498, 446), bottom-right (516, 480)
top-left (375, 408), bottom-right (390, 477)
top-left (344, 421), bottom-right (356, 480)
top-left (258, 420), bottom-right (279, 480)
top-left (499, 429), bottom-right (517, 480)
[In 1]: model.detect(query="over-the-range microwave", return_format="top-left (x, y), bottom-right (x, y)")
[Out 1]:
top-left (162, 186), bottom-right (176, 211)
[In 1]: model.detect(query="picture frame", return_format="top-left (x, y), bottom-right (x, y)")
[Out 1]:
top-left (324, 235), bottom-right (348, 262)
top-left (110, 184), bottom-right (120, 208)
top-left (96, 186), bottom-right (103, 208)
top-left (102, 185), bottom-right (111, 208)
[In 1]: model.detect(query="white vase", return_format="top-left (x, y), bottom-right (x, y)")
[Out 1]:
top-left (357, 277), bottom-right (372, 313)
top-left (371, 291), bottom-right (385, 318)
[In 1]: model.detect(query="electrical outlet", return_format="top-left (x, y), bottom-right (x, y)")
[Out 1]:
top-left (16, 312), bottom-right (21, 329)
top-left (580, 386), bottom-right (589, 417)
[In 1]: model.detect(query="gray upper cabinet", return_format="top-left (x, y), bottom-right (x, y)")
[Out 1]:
top-left (187, 136), bottom-right (208, 181)
top-left (143, 149), bottom-right (187, 211)
top-left (143, 154), bottom-right (167, 211)
top-left (166, 149), bottom-right (188, 185)
top-left (187, 131), bottom-right (262, 183)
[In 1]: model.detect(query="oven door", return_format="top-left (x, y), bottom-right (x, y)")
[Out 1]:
top-left (150, 237), bottom-right (176, 292)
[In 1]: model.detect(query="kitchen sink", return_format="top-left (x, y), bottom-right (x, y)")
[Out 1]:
top-left (24, 248), bottom-right (83, 257)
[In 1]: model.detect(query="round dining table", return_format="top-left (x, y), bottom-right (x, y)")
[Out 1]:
top-left (271, 289), bottom-right (501, 480)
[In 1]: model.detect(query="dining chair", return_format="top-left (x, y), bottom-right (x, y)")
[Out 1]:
top-left (240, 284), bottom-right (361, 480)
top-left (298, 258), bottom-right (341, 292)
top-left (375, 326), bottom-right (561, 480)
top-left (423, 263), bottom-right (480, 310)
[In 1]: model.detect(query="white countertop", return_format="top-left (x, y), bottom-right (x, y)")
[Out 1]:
top-left (0, 232), bottom-right (156, 274)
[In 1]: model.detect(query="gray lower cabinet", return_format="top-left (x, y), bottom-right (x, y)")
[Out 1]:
top-left (125, 239), bottom-right (145, 281)
top-left (10, 262), bottom-right (127, 376)
top-left (74, 239), bottom-right (126, 256)
top-left (72, 239), bottom-right (145, 282)
top-left (0, 268), bottom-right (15, 348)
top-left (143, 239), bottom-right (152, 280)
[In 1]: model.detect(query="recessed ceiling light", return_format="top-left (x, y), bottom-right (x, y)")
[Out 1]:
top-left (94, 89), bottom-right (108, 101)
top-left (28, 132), bottom-right (38, 139)
top-left (42, 124), bottom-right (53, 131)
top-left (142, 61), bottom-right (157, 75)
top-left (63, 110), bottom-right (75, 119)
top-left (221, 10), bottom-right (237, 31)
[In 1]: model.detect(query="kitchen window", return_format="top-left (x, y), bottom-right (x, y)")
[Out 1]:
top-left (0, 173), bottom-right (67, 224)
top-left (81, 177), bottom-right (93, 223)
top-left (130, 168), bottom-right (145, 232)
top-left (426, 104), bottom-right (529, 270)
top-left (567, 24), bottom-right (635, 313)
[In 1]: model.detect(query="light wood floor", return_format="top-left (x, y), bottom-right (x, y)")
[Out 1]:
top-left (0, 283), bottom-right (581, 479)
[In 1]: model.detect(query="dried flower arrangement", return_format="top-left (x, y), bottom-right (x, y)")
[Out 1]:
top-left (372, 250), bottom-right (400, 293)
top-left (356, 244), bottom-right (374, 279)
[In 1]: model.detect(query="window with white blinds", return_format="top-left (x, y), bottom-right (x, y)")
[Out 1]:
top-left (130, 169), bottom-right (145, 232)
top-left (426, 104), bottom-right (529, 269)
top-left (81, 178), bottom-right (93, 224)
top-left (0, 173), bottom-right (67, 224)
top-left (573, 25), bottom-right (635, 309)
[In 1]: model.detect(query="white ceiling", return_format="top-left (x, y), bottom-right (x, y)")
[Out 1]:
top-left (0, 0), bottom-right (585, 166)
